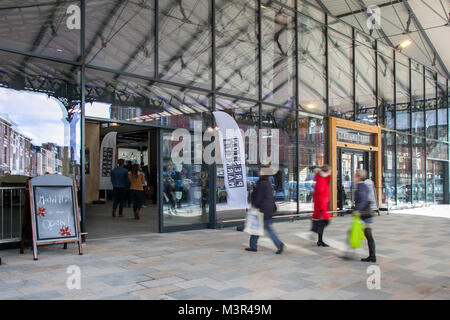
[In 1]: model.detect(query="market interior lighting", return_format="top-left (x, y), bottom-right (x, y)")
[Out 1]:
top-left (398, 39), bottom-right (412, 49)
top-left (306, 104), bottom-right (315, 109)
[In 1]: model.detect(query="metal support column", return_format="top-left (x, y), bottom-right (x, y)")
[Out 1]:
top-left (80, 0), bottom-right (86, 240)
top-left (257, 0), bottom-right (262, 138)
top-left (294, 1), bottom-right (300, 215)
top-left (325, 14), bottom-right (329, 118)
top-left (435, 72), bottom-right (438, 141)
top-left (448, 79), bottom-right (450, 204)
top-left (324, 13), bottom-right (330, 170)
top-left (352, 27), bottom-right (356, 122)
top-left (424, 66), bottom-right (428, 203)
top-left (409, 58), bottom-right (413, 204)
top-left (393, 49), bottom-right (398, 206)
top-left (375, 40), bottom-right (379, 126)
top-left (154, 0), bottom-right (159, 79)
top-left (209, 0), bottom-right (217, 229)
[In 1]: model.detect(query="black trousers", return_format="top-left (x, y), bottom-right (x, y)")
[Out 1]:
top-left (131, 189), bottom-right (145, 213)
top-left (113, 187), bottom-right (127, 215)
top-left (364, 227), bottom-right (376, 258)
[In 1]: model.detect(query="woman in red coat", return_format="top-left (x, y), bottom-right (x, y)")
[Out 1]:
top-left (312, 164), bottom-right (331, 247)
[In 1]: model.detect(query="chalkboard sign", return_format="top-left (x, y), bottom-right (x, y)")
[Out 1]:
top-left (28, 174), bottom-right (82, 260)
top-left (34, 186), bottom-right (78, 241)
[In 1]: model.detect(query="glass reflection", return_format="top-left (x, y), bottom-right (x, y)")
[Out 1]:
top-left (261, 105), bottom-right (297, 213)
top-left (261, 4), bottom-right (295, 107)
top-left (85, 68), bottom-right (210, 129)
top-left (395, 61), bottom-right (410, 133)
top-left (378, 53), bottom-right (395, 129)
top-left (216, 0), bottom-right (258, 97)
top-left (159, 0), bottom-right (211, 87)
top-left (437, 76), bottom-right (448, 141)
top-left (425, 71), bottom-right (437, 139)
top-left (412, 136), bottom-right (425, 206)
top-left (328, 30), bottom-right (354, 120)
top-left (298, 115), bottom-right (325, 211)
top-left (162, 130), bottom-right (209, 227)
top-left (0, 1), bottom-right (81, 61)
top-left (85, 0), bottom-right (154, 76)
top-left (298, 15), bottom-right (326, 114)
top-left (355, 35), bottom-right (376, 125)
top-left (411, 63), bottom-right (424, 136)
top-left (396, 133), bottom-right (411, 207)
top-left (382, 131), bottom-right (395, 208)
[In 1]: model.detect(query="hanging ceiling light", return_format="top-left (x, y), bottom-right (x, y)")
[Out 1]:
top-left (398, 39), bottom-right (412, 49)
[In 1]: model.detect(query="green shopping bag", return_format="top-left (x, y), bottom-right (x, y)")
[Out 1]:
top-left (349, 214), bottom-right (366, 249)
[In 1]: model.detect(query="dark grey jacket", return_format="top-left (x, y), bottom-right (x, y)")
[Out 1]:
top-left (251, 179), bottom-right (276, 220)
top-left (354, 182), bottom-right (372, 219)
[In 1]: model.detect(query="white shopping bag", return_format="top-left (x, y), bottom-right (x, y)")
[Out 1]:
top-left (244, 207), bottom-right (264, 236)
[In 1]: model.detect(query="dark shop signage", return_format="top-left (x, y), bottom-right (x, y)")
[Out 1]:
top-left (337, 128), bottom-right (373, 146)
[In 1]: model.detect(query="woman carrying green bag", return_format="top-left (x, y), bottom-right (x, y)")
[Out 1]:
top-left (354, 170), bottom-right (377, 263)
top-left (349, 214), bottom-right (365, 249)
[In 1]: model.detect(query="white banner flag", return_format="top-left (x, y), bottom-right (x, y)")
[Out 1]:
top-left (99, 131), bottom-right (117, 190)
top-left (213, 111), bottom-right (248, 209)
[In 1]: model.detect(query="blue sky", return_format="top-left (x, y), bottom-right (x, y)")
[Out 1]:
top-left (0, 87), bottom-right (110, 147)
top-left (0, 87), bottom-right (73, 146)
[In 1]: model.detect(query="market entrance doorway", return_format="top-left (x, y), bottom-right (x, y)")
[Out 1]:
top-left (427, 160), bottom-right (449, 204)
top-left (337, 148), bottom-right (375, 210)
top-left (328, 117), bottom-right (382, 213)
top-left (84, 121), bottom-right (159, 239)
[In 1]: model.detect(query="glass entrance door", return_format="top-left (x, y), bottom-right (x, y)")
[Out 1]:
top-left (337, 149), bottom-right (373, 210)
top-left (160, 130), bottom-right (210, 230)
top-left (427, 160), bottom-right (447, 204)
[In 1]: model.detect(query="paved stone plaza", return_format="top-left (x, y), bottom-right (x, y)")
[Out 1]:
top-left (0, 208), bottom-right (449, 300)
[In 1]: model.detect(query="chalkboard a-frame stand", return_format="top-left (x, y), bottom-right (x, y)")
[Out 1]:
top-left (28, 175), bottom-right (83, 260)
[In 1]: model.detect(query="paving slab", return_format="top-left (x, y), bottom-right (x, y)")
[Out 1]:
top-left (0, 209), bottom-right (449, 300)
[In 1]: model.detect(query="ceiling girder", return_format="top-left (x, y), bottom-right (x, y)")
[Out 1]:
top-left (402, 0), bottom-right (450, 78)
top-left (354, 0), bottom-right (395, 47)
top-left (336, 0), bottom-right (404, 19)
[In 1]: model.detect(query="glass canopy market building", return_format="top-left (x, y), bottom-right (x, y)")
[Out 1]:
top-left (0, 0), bottom-right (448, 239)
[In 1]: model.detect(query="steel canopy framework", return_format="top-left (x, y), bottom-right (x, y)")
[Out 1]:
top-left (0, 0), bottom-right (447, 119)
top-left (0, 0), bottom-right (448, 228)
top-left (312, 0), bottom-right (450, 78)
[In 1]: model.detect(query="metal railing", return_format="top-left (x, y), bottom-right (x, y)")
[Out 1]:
top-left (218, 208), bottom-right (386, 228)
top-left (0, 187), bottom-right (26, 243)
top-left (219, 211), bottom-right (315, 229)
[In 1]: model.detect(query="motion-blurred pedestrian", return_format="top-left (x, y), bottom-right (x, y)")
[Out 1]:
top-left (245, 165), bottom-right (285, 254)
top-left (312, 164), bottom-right (331, 247)
top-left (354, 169), bottom-right (377, 262)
